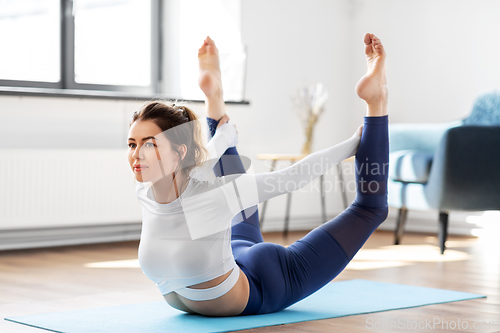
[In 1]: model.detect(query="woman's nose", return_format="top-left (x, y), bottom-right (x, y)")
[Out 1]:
top-left (132, 147), bottom-right (142, 159)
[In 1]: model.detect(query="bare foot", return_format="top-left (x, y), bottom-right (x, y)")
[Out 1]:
top-left (355, 33), bottom-right (388, 116)
top-left (198, 36), bottom-right (222, 100)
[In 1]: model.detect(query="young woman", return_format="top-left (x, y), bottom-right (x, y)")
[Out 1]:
top-left (127, 33), bottom-right (389, 317)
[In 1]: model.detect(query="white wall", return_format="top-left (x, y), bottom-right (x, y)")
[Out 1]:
top-left (240, 0), bottom-right (356, 147)
top-left (0, 96), bottom-right (141, 150)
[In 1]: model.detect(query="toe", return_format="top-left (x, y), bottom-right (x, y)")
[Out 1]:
top-left (375, 42), bottom-right (385, 55)
top-left (198, 40), bottom-right (208, 54)
top-left (371, 36), bottom-right (385, 55)
top-left (206, 36), bottom-right (215, 45)
top-left (363, 32), bottom-right (372, 45)
top-left (203, 36), bottom-right (219, 56)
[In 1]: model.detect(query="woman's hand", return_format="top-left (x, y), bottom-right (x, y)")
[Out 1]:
top-left (216, 114), bottom-right (228, 129)
top-left (217, 114), bottom-right (238, 135)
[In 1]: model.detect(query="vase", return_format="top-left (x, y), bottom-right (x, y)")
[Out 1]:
top-left (301, 113), bottom-right (318, 155)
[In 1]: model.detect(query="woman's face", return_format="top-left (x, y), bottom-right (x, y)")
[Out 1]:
top-left (127, 119), bottom-right (182, 183)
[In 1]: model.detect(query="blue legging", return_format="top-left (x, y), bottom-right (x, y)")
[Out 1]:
top-left (206, 115), bottom-right (389, 315)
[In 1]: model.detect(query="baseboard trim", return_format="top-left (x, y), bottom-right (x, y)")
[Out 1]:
top-left (0, 223), bottom-right (142, 251)
top-left (260, 208), bottom-right (481, 236)
top-left (380, 208), bottom-right (481, 236)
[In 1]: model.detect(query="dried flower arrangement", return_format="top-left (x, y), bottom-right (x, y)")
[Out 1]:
top-left (291, 82), bottom-right (329, 155)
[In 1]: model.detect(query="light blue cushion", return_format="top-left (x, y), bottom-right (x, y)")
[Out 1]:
top-left (389, 150), bottom-right (434, 183)
top-left (388, 179), bottom-right (433, 210)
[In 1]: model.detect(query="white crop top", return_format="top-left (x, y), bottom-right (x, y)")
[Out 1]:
top-left (136, 121), bottom-right (361, 301)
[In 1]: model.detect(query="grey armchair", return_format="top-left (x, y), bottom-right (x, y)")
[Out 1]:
top-left (388, 89), bottom-right (500, 254)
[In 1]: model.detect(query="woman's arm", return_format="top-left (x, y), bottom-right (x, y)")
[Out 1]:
top-left (216, 132), bottom-right (361, 217)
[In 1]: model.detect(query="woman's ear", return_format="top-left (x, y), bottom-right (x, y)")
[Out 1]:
top-left (178, 144), bottom-right (188, 161)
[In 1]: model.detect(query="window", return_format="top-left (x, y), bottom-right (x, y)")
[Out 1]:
top-left (0, 0), bottom-right (160, 94)
top-left (0, 0), bottom-right (60, 86)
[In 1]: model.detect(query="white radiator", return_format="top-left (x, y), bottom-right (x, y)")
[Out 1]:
top-left (0, 149), bottom-right (142, 250)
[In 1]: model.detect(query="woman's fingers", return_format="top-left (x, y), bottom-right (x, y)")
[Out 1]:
top-left (216, 114), bottom-right (237, 137)
top-left (355, 124), bottom-right (364, 137)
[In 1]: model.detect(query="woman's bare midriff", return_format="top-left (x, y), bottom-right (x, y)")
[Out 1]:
top-left (163, 267), bottom-right (250, 316)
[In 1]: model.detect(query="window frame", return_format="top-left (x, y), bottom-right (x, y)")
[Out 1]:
top-left (0, 0), bottom-right (162, 95)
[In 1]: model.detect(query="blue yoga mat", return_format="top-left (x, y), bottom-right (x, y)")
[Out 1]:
top-left (5, 279), bottom-right (485, 333)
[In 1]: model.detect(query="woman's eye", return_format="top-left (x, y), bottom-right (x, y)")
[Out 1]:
top-left (128, 142), bottom-right (155, 148)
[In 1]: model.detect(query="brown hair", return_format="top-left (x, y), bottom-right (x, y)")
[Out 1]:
top-left (130, 100), bottom-right (208, 181)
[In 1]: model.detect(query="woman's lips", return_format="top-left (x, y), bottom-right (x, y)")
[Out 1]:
top-left (134, 166), bottom-right (148, 172)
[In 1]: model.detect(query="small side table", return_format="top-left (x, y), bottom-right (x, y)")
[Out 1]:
top-left (256, 154), bottom-right (354, 237)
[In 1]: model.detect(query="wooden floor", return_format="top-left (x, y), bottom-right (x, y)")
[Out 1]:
top-left (1, 230), bottom-right (499, 333)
